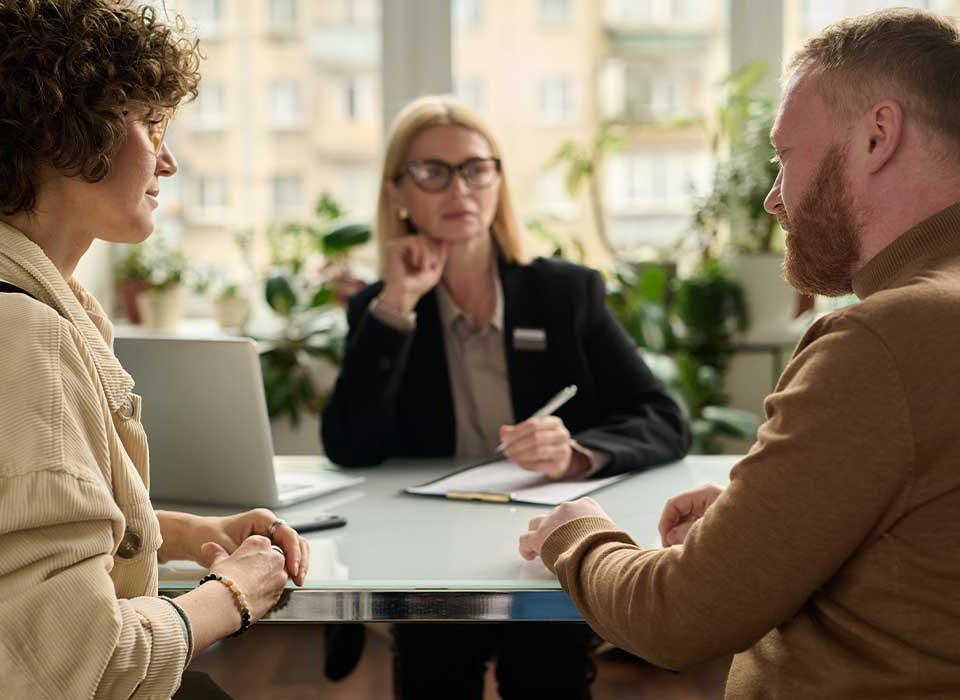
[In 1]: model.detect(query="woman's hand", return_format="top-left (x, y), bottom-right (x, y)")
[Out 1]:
top-left (379, 235), bottom-right (448, 314)
top-left (200, 535), bottom-right (289, 624)
top-left (499, 416), bottom-right (588, 480)
top-left (158, 508), bottom-right (309, 585)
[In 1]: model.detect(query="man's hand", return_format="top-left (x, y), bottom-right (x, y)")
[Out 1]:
top-left (518, 497), bottom-right (613, 561)
top-left (658, 483), bottom-right (725, 547)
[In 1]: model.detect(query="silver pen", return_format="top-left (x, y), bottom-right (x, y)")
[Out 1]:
top-left (495, 384), bottom-right (578, 453)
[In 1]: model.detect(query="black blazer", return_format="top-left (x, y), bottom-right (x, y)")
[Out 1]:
top-left (322, 256), bottom-right (691, 475)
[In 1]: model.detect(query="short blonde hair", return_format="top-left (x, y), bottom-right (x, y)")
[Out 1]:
top-left (375, 95), bottom-right (526, 274)
top-left (788, 8), bottom-right (960, 150)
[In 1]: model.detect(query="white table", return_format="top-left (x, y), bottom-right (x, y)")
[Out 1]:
top-left (159, 455), bottom-right (737, 622)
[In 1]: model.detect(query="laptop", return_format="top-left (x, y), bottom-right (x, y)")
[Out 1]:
top-left (113, 336), bottom-right (363, 507)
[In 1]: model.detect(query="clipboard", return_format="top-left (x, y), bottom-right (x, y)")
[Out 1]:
top-left (404, 459), bottom-right (631, 506)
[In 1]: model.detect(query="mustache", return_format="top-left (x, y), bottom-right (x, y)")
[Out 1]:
top-left (776, 211), bottom-right (790, 232)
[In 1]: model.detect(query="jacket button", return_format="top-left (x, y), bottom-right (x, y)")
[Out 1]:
top-left (118, 396), bottom-right (135, 420)
top-left (117, 528), bottom-right (142, 559)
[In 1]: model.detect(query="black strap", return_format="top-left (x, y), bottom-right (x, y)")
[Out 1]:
top-left (0, 281), bottom-right (34, 298)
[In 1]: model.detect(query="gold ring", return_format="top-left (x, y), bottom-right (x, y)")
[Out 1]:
top-left (267, 519), bottom-right (285, 540)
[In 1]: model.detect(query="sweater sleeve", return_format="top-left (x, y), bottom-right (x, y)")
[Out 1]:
top-left (0, 301), bottom-right (187, 699)
top-left (541, 314), bottom-right (913, 669)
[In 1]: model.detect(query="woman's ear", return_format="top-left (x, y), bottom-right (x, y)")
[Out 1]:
top-left (386, 179), bottom-right (404, 212)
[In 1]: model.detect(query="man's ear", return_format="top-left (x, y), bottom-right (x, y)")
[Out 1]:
top-left (862, 99), bottom-right (903, 174)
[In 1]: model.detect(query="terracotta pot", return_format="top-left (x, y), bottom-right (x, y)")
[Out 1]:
top-left (116, 279), bottom-right (150, 324)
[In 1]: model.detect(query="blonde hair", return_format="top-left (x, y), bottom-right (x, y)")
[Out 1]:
top-left (375, 95), bottom-right (527, 274)
top-left (788, 8), bottom-right (960, 150)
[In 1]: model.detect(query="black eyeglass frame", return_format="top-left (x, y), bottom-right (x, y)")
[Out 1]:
top-left (393, 157), bottom-right (502, 192)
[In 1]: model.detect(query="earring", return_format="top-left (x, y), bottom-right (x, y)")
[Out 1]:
top-left (398, 207), bottom-right (409, 221)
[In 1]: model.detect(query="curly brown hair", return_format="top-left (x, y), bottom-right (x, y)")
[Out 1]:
top-left (0, 0), bottom-right (201, 215)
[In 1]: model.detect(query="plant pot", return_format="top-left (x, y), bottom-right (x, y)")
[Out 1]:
top-left (136, 286), bottom-right (185, 330)
top-left (117, 279), bottom-right (150, 324)
top-left (727, 252), bottom-right (797, 343)
top-left (214, 295), bottom-right (250, 330)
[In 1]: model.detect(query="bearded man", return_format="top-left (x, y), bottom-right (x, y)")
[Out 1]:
top-left (519, 8), bottom-right (960, 698)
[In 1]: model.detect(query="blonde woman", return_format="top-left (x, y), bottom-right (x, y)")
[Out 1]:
top-left (0, 3), bottom-right (308, 698)
top-left (322, 95), bottom-right (690, 699)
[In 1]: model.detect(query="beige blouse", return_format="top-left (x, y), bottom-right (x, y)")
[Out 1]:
top-left (0, 222), bottom-right (189, 699)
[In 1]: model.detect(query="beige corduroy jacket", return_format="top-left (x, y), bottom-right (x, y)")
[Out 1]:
top-left (0, 222), bottom-right (189, 699)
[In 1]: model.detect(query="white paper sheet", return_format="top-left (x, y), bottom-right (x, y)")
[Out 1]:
top-left (405, 460), bottom-right (630, 505)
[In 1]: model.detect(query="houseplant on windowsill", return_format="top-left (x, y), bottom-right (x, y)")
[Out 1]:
top-left (114, 239), bottom-right (189, 329)
top-left (259, 193), bottom-right (371, 429)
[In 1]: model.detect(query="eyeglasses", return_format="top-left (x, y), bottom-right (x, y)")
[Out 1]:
top-left (145, 113), bottom-right (171, 154)
top-left (394, 157), bottom-right (501, 193)
top-left (123, 108), bottom-right (171, 153)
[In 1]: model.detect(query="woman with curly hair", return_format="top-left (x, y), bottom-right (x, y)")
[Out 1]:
top-left (0, 2), bottom-right (309, 698)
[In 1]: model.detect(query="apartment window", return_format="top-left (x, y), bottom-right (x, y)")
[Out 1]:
top-left (539, 0), bottom-right (571, 25)
top-left (191, 82), bottom-right (227, 131)
top-left (538, 75), bottom-right (575, 124)
top-left (272, 175), bottom-right (303, 213)
top-left (269, 81), bottom-right (303, 129)
top-left (454, 76), bottom-right (484, 113)
top-left (268, 0), bottom-right (297, 32)
top-left (534, 167), bottom-right (577, 220)
top-left (453, 0), bottom-right (483, 29)
top-left (605, 0), bottom-right (704, 25)
top-left (338, 75), bottom-right (374, 121)
top-left (194, 175), bottom-right (229, 214)
top-left (605, 151), bottom-right (709, 210)
top-left (191, 0), bottom-right (223, 38)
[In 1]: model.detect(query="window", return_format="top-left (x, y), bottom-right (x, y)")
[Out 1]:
top-left (272, 175), bottom-right (304, 213)
top-left (189, 175), bottom-right (229, 223)
top-left (340, 75), bottom-right (374, 121)
top-left (191, 0), bottom-right (223, 38)
top-left (454, 76), bottom-right (484, 113)
top-left (534, 167), bottom-right (577, 220)
top-left (605, 0), bottom-right (706, 25)
top-left (604, 151), bottom-right (710, 247)
top-left (539, 0), bottom-right (571, 25)
top-left (269, 81), bottom-right (303, 129)
top-left (190, 82), bottom-right (227, 132)
top-left (537, 75), bottom-right (575, 124)
top-left (268, 0), bottom-right (297, 33)
top-left (453, 0), bottom-right (483, 29)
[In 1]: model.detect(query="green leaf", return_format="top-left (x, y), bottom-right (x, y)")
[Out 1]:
top-left (307, 285), bottom-right (335, 309)
top-left (700, 405), bottom-right (761, 438)
top-left (322, 223), bottom-right (371, 256)
top-left (265, 274), bottom-right (297, 316)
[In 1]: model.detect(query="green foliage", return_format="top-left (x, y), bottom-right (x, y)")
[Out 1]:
top-left (260, 192), bottom-right (370, 425)
top-left (606, 260), bottom-right (759, 454)
top-left (690, 61), bottom-right (782, 259)
top-left (114, 239), bottom-right (188, 291)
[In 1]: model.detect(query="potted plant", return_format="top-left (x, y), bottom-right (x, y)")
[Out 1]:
top-left (113, 246), bottom-right (151, 324)
top-left (694, 61), bottom-right (803, 342)
top-left (606, 261), bottom-right (759, 454)
top-left (259, 193), bottom-right (371, 429)
top-left (114, 239), bottom-right (189, 329)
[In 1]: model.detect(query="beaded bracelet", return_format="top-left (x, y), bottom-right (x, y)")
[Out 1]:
top-left (198, 573), bottom-right (252, 637)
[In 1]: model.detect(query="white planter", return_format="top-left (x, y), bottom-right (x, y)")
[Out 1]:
top-left (136, 286), bottom-right (185, 330)
top-left (727, 252), bottom-right (798, 344)
top-left (214, 295), bottom-right (250, 330)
